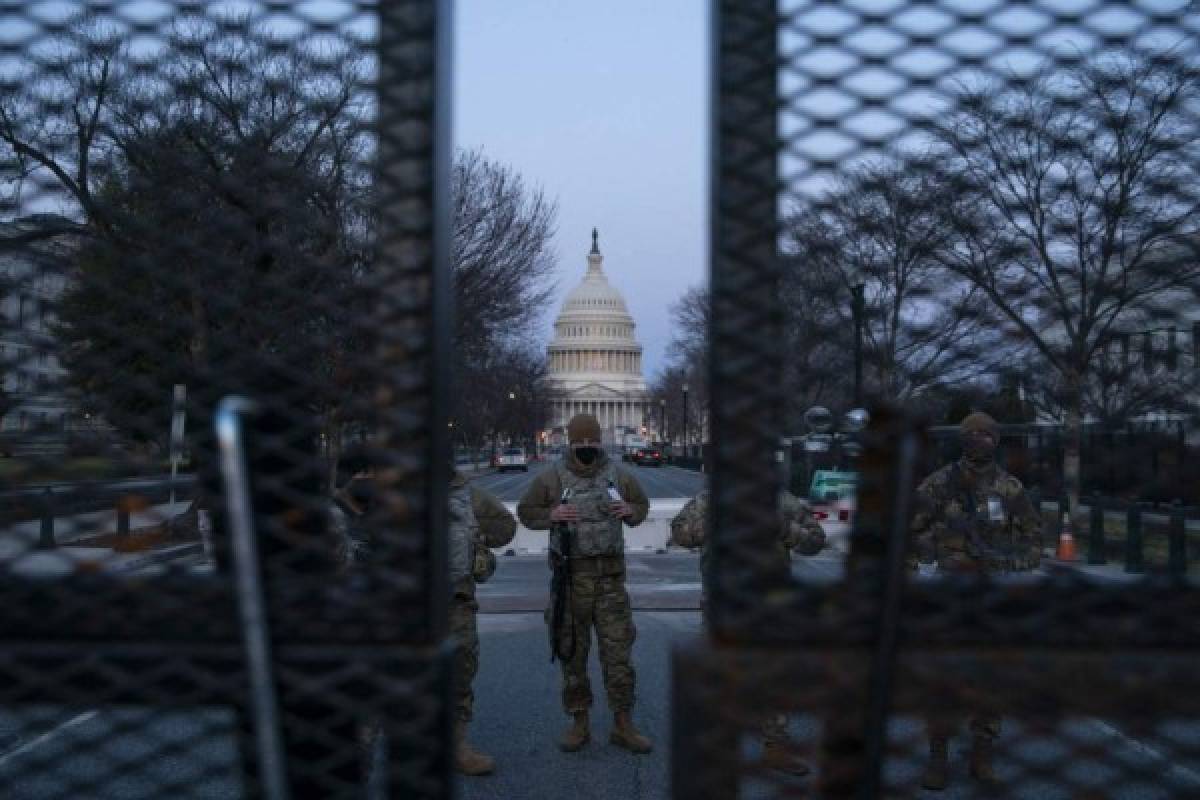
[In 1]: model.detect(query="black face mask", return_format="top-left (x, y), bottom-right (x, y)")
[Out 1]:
top-left (574, 447), bottom-right (600, 465)
top-left (962, 435), bottom-right (996, 466)
top-left (349, 477), bottom-right (376, 508)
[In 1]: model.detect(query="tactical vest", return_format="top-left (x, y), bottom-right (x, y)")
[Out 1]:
top-left (554, 461), bottom-right (623, 558)
top-left (947, 463), bottom-right (1018, 566)
top-left (447, 483), bottom-right (478, 583)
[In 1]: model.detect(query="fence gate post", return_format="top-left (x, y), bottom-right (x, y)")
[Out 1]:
top-left (1125, 505), bottom-right (1145, 574)
top-left (1088, 500), bottom-right (1106, 565)
top-left (1168, 509), bottom-right (1187, 576)
top-left (37, 488), bottom-right (55, 550)
top-left (116, 497), bottom-right (131, 539)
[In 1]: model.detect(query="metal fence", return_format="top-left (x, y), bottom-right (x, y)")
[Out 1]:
top-left (683, 1), bottom-right (1200, 798)
top-left (0, 2), bottom-right (453, 797)
top-left (3, 1), bottom-right (1200, 798)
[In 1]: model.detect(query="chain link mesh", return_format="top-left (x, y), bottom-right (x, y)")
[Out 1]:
top-left (697, 1), bottom-right (1200, 796)
top-left (0, 2), bottom-right (452, 797)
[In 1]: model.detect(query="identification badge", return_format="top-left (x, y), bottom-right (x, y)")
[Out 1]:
top-left (987, 496), bottom-right (1005, 522)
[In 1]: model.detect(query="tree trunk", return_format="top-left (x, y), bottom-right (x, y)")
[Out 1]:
top-left (1063, 369), bottom-right (1084, 528)
top-left (324, 408), bottom-right (343, 494)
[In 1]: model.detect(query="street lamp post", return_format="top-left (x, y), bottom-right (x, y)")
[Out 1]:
top-left (659, 398), bottom-right (666, 444)
top-left (682, 383), bottom-right (690, 459)
top-left (850, 276), bottom-right (865, 408)
top-left (507, 391), bottom-right (517, 450)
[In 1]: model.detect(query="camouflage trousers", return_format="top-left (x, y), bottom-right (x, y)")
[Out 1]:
top-left (702, 596), bottom-right (792, 745)
top-left (450, 592), bottom-right (480, 722)
top-left (549, 570), bottom-right (637, 714)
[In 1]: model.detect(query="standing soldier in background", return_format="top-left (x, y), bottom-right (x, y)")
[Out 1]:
top-left (669, 487), bottom-right (827, 776)
top-left (909, 411), bottom-right (1042, 790)
top-left (333, 460), bottom-right (516, 777)
top-left (517, 414), bottom-right (653, 754)
top-left (446, 467), bottom-right (517, 775)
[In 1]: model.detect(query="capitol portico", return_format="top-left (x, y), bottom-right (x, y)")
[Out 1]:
top-left (545, 231), bottom-right (658, 447)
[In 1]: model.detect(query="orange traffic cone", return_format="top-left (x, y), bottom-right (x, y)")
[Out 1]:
top-left (1055, 511), bottom-right (1078, 561)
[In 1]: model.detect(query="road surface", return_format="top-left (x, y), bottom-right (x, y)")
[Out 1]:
top-left (2, 557), bottom-right (1197, 797)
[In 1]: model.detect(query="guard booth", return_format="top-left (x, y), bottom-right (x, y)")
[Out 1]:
top-left (0, 2), bottom-right (1199, 798)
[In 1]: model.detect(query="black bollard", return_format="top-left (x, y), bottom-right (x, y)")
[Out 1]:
top-left (117, 499), bottom-right (130, 538)
top-left (1168, 508), bottom-right (1187, 576)
top-left (38, 488), bottom-right (55, 549)
top-left (1125, 505), bottom-right (1144, 574)
top-left (1088, 499), bottom-right (1106, 565)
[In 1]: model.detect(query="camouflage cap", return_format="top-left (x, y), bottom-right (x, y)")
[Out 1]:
top-left (959, 411), bottom-right (999, 438)
top-left (567, 413), bottom-right (602, 444)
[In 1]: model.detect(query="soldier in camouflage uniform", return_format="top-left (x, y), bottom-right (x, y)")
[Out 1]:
top-left (333, 464), bottom-right (515, 776)
top-left (669, 488), bottom-right (826, 776)
top-left (517, 414), bottom-right (653, 754)
top-left (446, 469), bottom-right (517, 775)
top-left (909, 411), bottom-right (1042, 790)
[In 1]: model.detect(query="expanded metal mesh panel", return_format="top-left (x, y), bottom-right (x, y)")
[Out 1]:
top-left (0, 2), bottom-right (453, 797)
top-left (698, 1), bottom-right (1200, 797)
top-left (675, 647), bottom-right (1200, 799)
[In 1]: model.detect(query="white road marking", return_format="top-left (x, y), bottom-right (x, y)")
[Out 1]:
top-left (0, 711), bottom-right (98, 768)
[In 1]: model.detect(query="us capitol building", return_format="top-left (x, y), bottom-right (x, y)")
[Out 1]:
top-left (544, 231), bottom-right (658, 447)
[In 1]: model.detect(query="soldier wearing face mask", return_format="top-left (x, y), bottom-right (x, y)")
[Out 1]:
top-left (517, 413), bottom-right (653, 755)
top-left (909, 411), bottom-right (1042, 790)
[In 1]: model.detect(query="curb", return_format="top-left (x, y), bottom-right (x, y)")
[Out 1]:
top-left (111, 542), bottom-right (203, 573)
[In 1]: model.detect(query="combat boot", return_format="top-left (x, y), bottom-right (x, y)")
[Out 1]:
top-left (969, 734), bottom-right (999, 786)
top-left (610, 711), bottom-right (653, 754)
top-left (920, 735), bottom-right (949, 791)
top-left (454, 722), bottom-right (495, 776)
top-left (559, 711), bottom-right (591, 752)
top-left (762, 739), bottom-right (810, 776)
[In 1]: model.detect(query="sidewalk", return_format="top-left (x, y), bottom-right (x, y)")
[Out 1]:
top-left (3, 542), bottom-right (203, 577)
top-left (1, 500), bottom-right (191, 552)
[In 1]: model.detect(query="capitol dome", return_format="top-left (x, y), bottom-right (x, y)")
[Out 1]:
top-left (545, 231), bottom-right (655, 446)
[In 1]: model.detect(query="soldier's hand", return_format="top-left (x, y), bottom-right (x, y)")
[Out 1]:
top-left (550, 504), bottom-right (580, 523)
top-left (609, 501), bottom-right (633, 520)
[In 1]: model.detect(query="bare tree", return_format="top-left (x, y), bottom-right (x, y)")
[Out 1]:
top-left (452, 149), bottom-right (557, 361)
top-left (449, 149), bottom-right (558, 455)
top-left (932, 50), bottom-right (1200, 516)
top-left (649, 286), bottom-right (710, 447)
top-left (453, 342), bottom-right (551, 459)
top-left (0, 16), bottom-right (126, 241)
top-left (0, 12), bottom-right (379, 526)
top-left (785, 160), bottom-right (998, 412)
top-left (1025, 330), bottom-right (1199, 428)
top-left (648, 363), bottom-right (696, 449)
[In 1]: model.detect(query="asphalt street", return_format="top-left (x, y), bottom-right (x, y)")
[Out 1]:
top-left (460, 609), bottom-right (1200, 800)
top-left (476, 550), bottom-right (846, 612)
top-left (1, 553), bottom-right (1197, 796)
top-left (470, 461), bottom-right (705, 502)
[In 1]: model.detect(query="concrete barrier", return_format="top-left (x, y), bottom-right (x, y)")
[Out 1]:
top-left (497, 499), bottom-right (689, 555)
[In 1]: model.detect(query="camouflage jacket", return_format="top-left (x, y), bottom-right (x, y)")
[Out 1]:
top-left (516, 453), bottom-right (650, 534)
top-left (669, 489), bottom-right (826, 577)
top-left (334, 473), bottom-right (517, 597)
top-left (909, 460), bottom-right (1041, 573)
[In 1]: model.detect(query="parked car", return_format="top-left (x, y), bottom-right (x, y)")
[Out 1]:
top-left (497, 447), bottom-right (529, 473)
top-left (808, 469), bottom-right (857, 546)
top-left (633, 447), bottom-right (663, 467)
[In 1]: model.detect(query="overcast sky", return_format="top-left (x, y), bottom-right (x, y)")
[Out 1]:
top-left (454, 0), bottom-right (708, 378)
